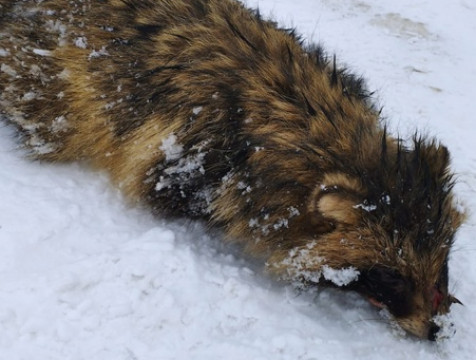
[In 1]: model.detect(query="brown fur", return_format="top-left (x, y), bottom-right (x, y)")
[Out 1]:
top-left (0, 0), bottom-right (464, 340)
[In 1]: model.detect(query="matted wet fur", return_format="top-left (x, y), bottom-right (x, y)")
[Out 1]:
top-left (0, 0), bottom-right (464, 340)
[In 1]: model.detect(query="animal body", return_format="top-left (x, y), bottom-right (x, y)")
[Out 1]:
top-left (0, 0), bottom-right (464, 340)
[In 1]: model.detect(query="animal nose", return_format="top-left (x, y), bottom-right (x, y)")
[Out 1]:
top-left (428, 323), bottom-right (440, 341)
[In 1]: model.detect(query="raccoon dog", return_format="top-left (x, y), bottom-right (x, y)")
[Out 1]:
top-left (0, 0), bottom-right (464, 340)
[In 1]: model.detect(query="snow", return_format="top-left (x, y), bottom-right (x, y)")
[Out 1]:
top-left (1, 0), bottom-right (476, 359)
top-left (160, 134), bottom-right (184, 162)
top-left (32, 48), bottom-right (53, 57)
top-left (321, 266), bottom-right (360, 287)
top-left (1, 63), bottom-right (17, 77)
top-left (192, 106), bottom-right (204, 115)
top-left (275, 242), bottom-right (360, 287)
top-left (88, 46), bottom-right (110, 59)
top-left (74, 37), bottom-right (88, 49)
top-left (353, 202), bottom-right (378, 212)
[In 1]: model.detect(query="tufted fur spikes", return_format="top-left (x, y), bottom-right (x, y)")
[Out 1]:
top-left (361, 134), bottom-right (462, 252)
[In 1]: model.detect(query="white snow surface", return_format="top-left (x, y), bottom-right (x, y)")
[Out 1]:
top-left (1, 0), bottom-right (476, 359)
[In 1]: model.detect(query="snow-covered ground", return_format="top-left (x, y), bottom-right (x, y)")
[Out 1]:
top-left (1, 0), bottom-right (475, 359)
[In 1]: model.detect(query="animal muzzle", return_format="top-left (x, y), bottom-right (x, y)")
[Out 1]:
top-left (366, 293), bottom-right (443, 341)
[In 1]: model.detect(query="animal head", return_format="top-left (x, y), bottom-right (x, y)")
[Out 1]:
top-left (271, 138), bottom-right (464, 340)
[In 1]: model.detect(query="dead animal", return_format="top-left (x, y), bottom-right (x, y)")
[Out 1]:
top-left (0, 0), bottom-right (464, 340)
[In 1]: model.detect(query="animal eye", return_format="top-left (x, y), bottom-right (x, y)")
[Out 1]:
top-left (360, 266), bottom-right (413, 317)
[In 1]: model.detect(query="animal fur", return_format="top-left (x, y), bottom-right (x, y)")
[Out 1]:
top-left (0, 0), bottom-right (464, 340)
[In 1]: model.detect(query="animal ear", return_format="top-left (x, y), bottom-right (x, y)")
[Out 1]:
top-left (308, 173), bottom-right (364, 226)
top-left (315, 193), bottom-right (361, 225)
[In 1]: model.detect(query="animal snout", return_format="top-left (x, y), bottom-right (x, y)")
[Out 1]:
top-left (428, 322), bottom-right (441, 341)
